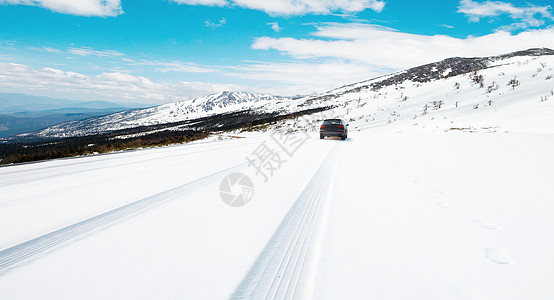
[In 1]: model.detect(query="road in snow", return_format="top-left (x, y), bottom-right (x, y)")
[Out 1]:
top-left (1, 129), bottom-right (554, 299)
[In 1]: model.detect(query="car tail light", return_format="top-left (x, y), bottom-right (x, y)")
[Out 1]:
top-left (337, 125), bottom-right (344, 129)
top-left (320, 125), bottom-right (325, 129)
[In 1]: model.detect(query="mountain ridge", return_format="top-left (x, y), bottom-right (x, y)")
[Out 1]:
top-left (13, 91), bottom-right (292, 139)
top-left (309, 47), bottom-right (554, 101)
top-left (10, 48), bottom-right (554, 140)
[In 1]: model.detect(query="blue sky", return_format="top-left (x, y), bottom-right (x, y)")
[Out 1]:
top-left (0, 0), bottom-right (553, 104)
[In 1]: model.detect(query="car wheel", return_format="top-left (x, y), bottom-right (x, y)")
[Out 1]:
top-left (320, 135), bottom-right (324, 139)
top-left (341, 135), bottom-right (346, 140)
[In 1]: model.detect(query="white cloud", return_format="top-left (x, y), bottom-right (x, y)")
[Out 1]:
top-left (241, 22), bottom-right (554, 95)
top-left (226, 60), bottom-right (390, 95)
top-left (171, 0), bottom-right (385, 15)
top-left (37, 47), bottom-right (63, 53)
top-left (96, 72), bottom-right (153, 84)
top-left (26, 45), bottom-right (123, 57)
top-left (252, 23), bottom-right (554, 70)
top-left (204, 18), bottom-right (227, 28)
top-left (0, 0), bottom-right (122, 17)
top-left (132, 60), bottom-right (218, 73)
top-left (68, 47), bottom-right (124, 57)
top-left (268, 22), bottom-right (281, 32)
top-left (458, 0), bottom-right (553, 30)
top-left (0, 62), bottom-right (244, 104)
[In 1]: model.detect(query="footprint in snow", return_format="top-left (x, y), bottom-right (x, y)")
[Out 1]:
top-left (473, 219), bottom-right (502, 230)
top-left (484, 248), bottom-right (513, 265)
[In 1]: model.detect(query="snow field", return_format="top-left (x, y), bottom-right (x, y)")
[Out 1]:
top-left (1, 53), bottom-right (554, 299)
top-left (0, 134), bottom-right (339, 299)
top-left (0, 136), bottom-right (265, 250)
top-left (1, 129), bottom-right (553, 299)
top-left (315, 131), bottom-right (554, 300)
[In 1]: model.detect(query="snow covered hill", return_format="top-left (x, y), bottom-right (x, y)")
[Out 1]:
top-left (284, 47), bottom-right (554, 135)
top-left (17, 48), bottom-right (554, 140)
top-left (16, 91), bottom-right (292, 138)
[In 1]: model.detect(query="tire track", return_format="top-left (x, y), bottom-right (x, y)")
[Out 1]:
top-left (0, 161), bottom-right (248, 276)
top-left (231, 142), bottom-right (341, 300)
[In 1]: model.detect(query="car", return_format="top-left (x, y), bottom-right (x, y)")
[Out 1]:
top-left (319, 119), bottom-right (348, 140)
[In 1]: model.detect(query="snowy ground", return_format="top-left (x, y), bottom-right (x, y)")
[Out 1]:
top-left (2, 53), bottom-right (554, 299)
top-left (286, 54), bottom-right (554, 136)
top-left (1, 126), bottom-right (553, 299)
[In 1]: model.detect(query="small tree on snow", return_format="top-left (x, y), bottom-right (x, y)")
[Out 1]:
top-left (508, 77), bottom-right (520, 89)
top-left (486, 82), bottom-right (498, 93)
top-left (471, 71), bottom-right (485, 88)
top-left (431, 100), bottom-right (444, 110)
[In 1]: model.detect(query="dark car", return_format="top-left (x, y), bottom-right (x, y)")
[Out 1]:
top-left (320, 119), bottom-right (348, 140)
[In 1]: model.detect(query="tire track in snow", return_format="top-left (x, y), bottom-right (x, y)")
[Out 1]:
top-left (0, 161), bottom-right (248, 276)
top-left (231, 142), bottom-right (341, 300)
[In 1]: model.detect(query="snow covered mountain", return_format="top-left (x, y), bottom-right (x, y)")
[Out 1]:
top-left (285, 48), bottom-right (554, 135)
top-left (16, 48), bottom-right (554, 140)
top-left (17, 91), bottom-right (292, 138)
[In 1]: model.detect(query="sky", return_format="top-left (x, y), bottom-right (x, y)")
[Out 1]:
top-left (0, 0), bottom-right (553, 105)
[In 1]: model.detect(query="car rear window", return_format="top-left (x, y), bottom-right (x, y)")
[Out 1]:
top-left (323, 119), bottom-right (342, 125)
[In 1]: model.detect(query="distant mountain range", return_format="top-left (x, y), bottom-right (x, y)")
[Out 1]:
top-left (14, 91), bottom-right (297, 139)
top-left (0, 93), bottom-right (149, 138)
